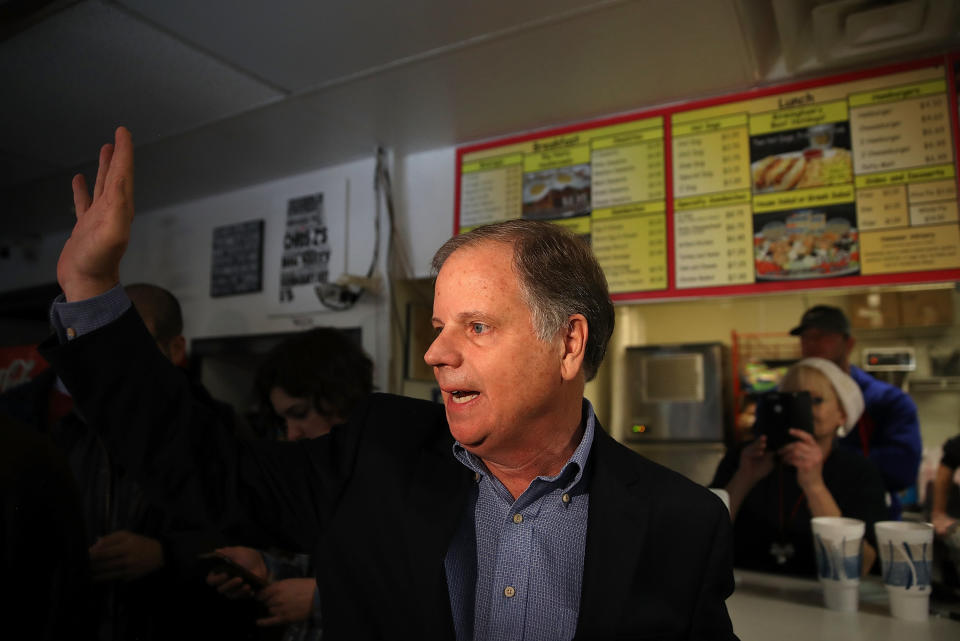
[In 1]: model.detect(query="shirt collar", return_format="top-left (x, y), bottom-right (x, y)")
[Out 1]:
top-left (452, 398), bottom-right (597, 494)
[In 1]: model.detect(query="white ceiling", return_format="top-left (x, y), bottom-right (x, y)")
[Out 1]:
top-left (0, 0), bottom-right (957, 238)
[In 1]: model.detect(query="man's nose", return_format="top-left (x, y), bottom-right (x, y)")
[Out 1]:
top-left (286, 422), bottom-right (303, 441)
top-left (424, 329), bottom-right (460, 368)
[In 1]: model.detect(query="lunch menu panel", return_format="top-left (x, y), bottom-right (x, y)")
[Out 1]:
top-left (456, 57), bottom-right (960, 299)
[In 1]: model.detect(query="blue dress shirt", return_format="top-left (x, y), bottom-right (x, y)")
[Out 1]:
top-left (444, 403), bottom-right (594, 641)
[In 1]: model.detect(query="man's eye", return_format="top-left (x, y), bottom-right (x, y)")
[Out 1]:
top-left (471, 323), bottom-right (488, 335)
top-left (810, 396), bottom-right (824, 406)
top-left (286, 406), bottom-right (310, 419)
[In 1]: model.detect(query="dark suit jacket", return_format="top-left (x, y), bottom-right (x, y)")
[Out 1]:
top-left (42, 308), bottom-right (737, 640)
top-left (0, 414), bottom-right (96, 641)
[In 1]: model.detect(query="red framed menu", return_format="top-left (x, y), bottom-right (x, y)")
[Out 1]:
top-left (454, 55), bottom-right (960, 301)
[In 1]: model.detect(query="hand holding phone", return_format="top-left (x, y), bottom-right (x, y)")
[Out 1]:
top-left (754, 391), bottom-right (814, 451)
top-left (199, 551), bottom-right (269, 592)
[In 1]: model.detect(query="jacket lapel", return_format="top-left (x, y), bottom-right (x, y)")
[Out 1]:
top-left (575, 426), bottom-right (652, 638)
top-left (401, 425), bottom-right (473, 638)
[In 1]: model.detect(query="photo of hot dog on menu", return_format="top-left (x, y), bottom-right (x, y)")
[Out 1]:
top-left (750, 122), bottom-right (853, 194)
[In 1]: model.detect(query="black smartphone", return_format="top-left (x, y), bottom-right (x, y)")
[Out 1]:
top-left (197, 552), bottom-right (269, 590)
top-left (754, 391), bottom-right (814, 451)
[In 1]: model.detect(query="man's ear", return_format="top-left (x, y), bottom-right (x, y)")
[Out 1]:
top-left (559, 314), bottom-right (588, 382)
top-left (168, 335), bottom-right (187, 368)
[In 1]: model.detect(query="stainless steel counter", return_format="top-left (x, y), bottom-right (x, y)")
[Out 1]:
top-left (728, 570), bottom-right (960, 640)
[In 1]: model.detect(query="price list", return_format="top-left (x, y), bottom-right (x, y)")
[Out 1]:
top-left (850, 89), bottom-right (952, 174)
top-left (856, 186), bottom-right (909, 230)
top-left (672, 119), bottom-right (750, 197)
top-left (670, 111), bottom-right (753, 287)
top-left (674, 205), bottom-right (753, 289)
top-left (460, 155), bottom-right (523, 228)
top-left (589, 119), bottom-right (668, 292)
top-left (850, 77), bottom-right (960, 275)
top-left (593, 205), bottom-right (667, 293)
top-left (592, 127), bottom-right (664, 208)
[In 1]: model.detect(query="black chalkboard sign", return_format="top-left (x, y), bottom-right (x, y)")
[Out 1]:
top-left (210, 220), bottom-right (264, 297)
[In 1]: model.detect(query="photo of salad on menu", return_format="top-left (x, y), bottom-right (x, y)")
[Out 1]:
top-left (753, 204), bottom-right (860, 281)
top-left (750, 122), bottom-right (853, 194)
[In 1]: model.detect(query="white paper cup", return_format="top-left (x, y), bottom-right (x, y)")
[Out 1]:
top-left (811, 517), bottom-right (865, 612)
top-left (709, 488), bottom-right (730, 515)
top-left (875, 521), bottom-right (934, 622)
top-left (822, 581), bottom-right (859, 611)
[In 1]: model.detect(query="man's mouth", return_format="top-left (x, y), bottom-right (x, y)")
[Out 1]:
top-left (449, 390), bottom-right (479, 404)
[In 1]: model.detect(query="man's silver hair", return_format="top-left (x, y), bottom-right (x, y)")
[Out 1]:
top-left (431, 220), bottom-right (614, 381)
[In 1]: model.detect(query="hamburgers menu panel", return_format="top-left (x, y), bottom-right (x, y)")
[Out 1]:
top-left (455, 56), bottom-right (960, 300)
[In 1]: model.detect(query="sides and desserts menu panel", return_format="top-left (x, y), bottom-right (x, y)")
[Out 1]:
top-left (455, 57), bottom-right (960, 299)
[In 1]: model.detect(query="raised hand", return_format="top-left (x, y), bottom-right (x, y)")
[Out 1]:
top-left (57, 127), bottom-right (135, 301)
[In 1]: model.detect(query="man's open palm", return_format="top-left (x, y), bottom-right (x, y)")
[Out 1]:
top-left (57, 126), bottom-right (134, 301)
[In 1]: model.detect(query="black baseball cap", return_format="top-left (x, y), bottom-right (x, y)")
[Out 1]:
top-left (789, 305), bottom-right (851, 336)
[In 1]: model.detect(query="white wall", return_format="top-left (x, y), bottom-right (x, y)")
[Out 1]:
top-left (129, 157), bottom-right (394, 392)
top-left (0, 144), bottom-right (466, 392)
top-left (395, 146), bottom-right (457, 278)
top-left (0, 154), bottom-right (433, 395)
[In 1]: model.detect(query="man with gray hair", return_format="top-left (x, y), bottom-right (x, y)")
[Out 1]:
top-left (42, 127), bottom-right (737, 640)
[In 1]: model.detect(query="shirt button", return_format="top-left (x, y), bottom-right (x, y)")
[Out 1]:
top-left (512, 513), bottom-right (523, 524)
top-left (66, 327), bottom-right (77, 339)
top-left (562, 493), bottom-right (571, 504)
top-left (503, 586), bottom-right (516, 598)
top-left (473, 472), bottom-right (481, 482)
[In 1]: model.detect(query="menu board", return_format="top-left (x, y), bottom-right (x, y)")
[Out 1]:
top-left (460, 117), bottom-right (668, 293)
top-left (455, 57), bottom-right (960, 300)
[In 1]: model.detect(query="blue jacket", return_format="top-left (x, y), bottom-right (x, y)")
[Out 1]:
top-left (837, 365), bottom-right (922, 519)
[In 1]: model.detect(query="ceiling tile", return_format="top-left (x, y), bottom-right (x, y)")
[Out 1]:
top-left (0, 0), bottom-right (282, 170)
top-left (117, 0), bottom-right (620, 92)
top-left (0, 149), bottom-right (61, 191)
top-left (1, 0), bottom-right (759, 237)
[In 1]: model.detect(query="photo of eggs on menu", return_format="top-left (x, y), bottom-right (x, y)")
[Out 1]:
top-left (522, 164), bottom-right (591, 220)
top-left (750, 122), bottom-right (853, 194)
top-left (753, 204), bottom-right (859, 281)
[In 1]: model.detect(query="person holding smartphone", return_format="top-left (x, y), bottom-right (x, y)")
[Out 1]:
top-left (204, 327), bottom-right (374, 641)
top-left (711, 357), bottom-right (888, 577)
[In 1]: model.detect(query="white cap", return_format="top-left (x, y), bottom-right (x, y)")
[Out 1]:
top-left (791, 357), bottom-right (864, 431)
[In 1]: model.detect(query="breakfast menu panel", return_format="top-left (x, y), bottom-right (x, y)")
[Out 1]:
top-left (455, 57), bottom-right (960, 299)
top-left (460, 117), bottom-right (668, 294)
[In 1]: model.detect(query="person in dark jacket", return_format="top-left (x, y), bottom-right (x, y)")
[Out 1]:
top-left (0, 282), bottom-right (256, 641)
top-left (209, 327), bottom-right (374, 641)
top-left (44, 127), bottom-right (737, 640)
top-left (0, 413), bottom-right (95, 641)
